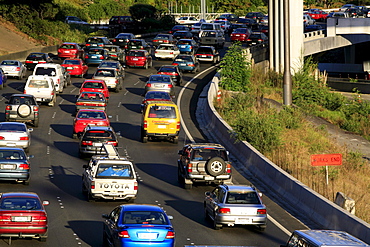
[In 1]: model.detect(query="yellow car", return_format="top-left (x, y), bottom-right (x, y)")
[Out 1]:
top-left (141, 101), bottom-right (180, 144)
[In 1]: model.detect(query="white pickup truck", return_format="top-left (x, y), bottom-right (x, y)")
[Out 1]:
top-left (82, 144), bottom-right (138, 201)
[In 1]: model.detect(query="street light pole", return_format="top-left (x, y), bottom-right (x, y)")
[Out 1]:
top-left (283, 0), bottom-right (292, 106)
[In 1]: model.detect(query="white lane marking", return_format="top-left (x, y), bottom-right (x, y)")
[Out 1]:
top-left (118, 102), bottom-right (121, 108)
top-left (48, 128), bottom-right (52, 135)
top-left (70, 88), bottom-right (77, 93)
top-left (52, 112), bottom-right (56, 119)
top-left (134, 80), bottom-right (140, 85)
top-left (116, 115), bottom-right (119, 122)
top-left (124, 91), bottom-right (129, 95)
top-left (177, 66), bottom-right (293, 237)
top-left (60, 99), bottom-right (64, 104)
top-left (46, 146), bottom-right (50, 155)
top-left (177, 66), bottom-right (216, 143)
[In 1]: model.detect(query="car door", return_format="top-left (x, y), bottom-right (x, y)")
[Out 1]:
top-left (104, 207), bottom-right (121, 246)
top-left (206, 187), bottom-right (220, 216)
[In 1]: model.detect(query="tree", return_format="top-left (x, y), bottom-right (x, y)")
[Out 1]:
top-left (129, 4), bottom-right (157, 21)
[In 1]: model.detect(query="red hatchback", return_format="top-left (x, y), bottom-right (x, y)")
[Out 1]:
top-left (73, 109), bottom-right (110, 138)
top-left (57, 42), bottom-right (84, 59)
top-left (125, 50), bottom-right (152, 69)
top-left (0, 192), bottom-right (49, 242)
top-left (80, 79), bottom-right (110, 99)
top-left (61, 58), bottom-right (88, 78)
top-left (230, 28), bottom-right (252, 42)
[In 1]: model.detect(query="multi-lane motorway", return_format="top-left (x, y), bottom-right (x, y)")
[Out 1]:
top-left (0, 45), bottom-right (312, 246)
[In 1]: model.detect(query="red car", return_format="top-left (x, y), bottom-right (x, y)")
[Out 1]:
top-left (57, 42), bottom-right (84, 59)
top-left (125, 50), bottom-right (152, 69)
top-left (230, 28), bottom-right (252, 42)
top-left (0, 192), bottom-right (49, 242)
top-left (80, 79), bottom-right (110, 99)
top-left (61, 58), bottom-right (88, 78)
top-left (307, 10), bottom-right (328, 21)
top-left (73, 109), bottom-right (110, 138)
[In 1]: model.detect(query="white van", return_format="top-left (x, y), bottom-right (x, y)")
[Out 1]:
top-left (281, 230), bottom-right (370, 247)
top-left (200, 23), bottom-right (224, 34)
top-left (24, 75), bottom-right (57, 107)
top-left (33, 63), bottom-right (66, 94)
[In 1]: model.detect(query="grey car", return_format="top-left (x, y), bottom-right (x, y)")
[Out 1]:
top-left (5, 94), bottom-right (39, 127)
top-left (144, 74), bottom-right (175, 97)
top-left (92, 68), bottom-right (124, 93)
top-left (0, 122), bottom-right (33, 152)
top-left (0, 147), bottom-right (31, 185)
top-left (204, 184), bottom-right (267, 230)
top-left (0, 60), bottom-right (26, 80)
top-left (97, 60), bottom-right (125, 77)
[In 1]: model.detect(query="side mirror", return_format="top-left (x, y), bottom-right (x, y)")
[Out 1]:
top-left (205, 191), bottom-right (211, 197)
top-left (167, 215), bottom-right (173, 220)
top-left (178, 150), bottom-right (183, 155)
top-left (28, 128), bottom-right (34, 132)
top-left (83, 165), bottom-right (88, 168)
top-left (102, 214), bottom-right (109, 219)
top-left (28, 155), bottom-right (35, 159)
top-left (259, 193), bottom-right (263, 197)
top-left (43, 200), bottom-right (50, 206)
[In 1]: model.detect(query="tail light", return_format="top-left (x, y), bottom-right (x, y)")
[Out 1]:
top-left (165, 231), bottom-right (175, 239)
top-left (124, 45), bottom-right (128, 49)
top-left (258, 39), bottom-right (263, 42)
top-left (134, 181), bottom-right (138, 191)
top-left (91, 181), bottom-right (95, 189)
top-left (56, 79), bottom-right (60, 85)
top-left (168, 84), bottom-right (173, 88)
top-left (176, 121), bottom-right (180, 130)
top-left (32, 215), bottom-right (47, 222)
top-left (172, 63), bottom-right (178, 66)
top-left (170, 52), bottom-right (174, 54)
top-left (98, 44), bottom-right (104, 47)
top-left (257, 209), bottom-right (267, 214)
top-left (85, 55), bottom-right (89, 59)
top-left (146, 83), bottom-right (152, 87)
top-left (99, 56), bottom-right (104, 59)
top-left (118, 230), bottom-right (130, 238)
top-left (218, 208), bottom-right (230, 214)
top-left (189, 64), bottom-right (195, 67)
top-left (189, 46), bottom-right (192, 49)
top-left (5, 105), bottom-right (11, 111)
top-left (111, 54), bottom-right (117, 57)
top-left (39, 61), bottom-right (46, 64)
top-left (82, 141), bottom-right (93, 146)
top-left (143, 120), bottom-right (147, 129)
top-left (19, 137), bottom-right (29, 141)
top-left (226, 163), bottom-right (231, 173)
top-left (15, 67), bottom-right (20, 71)
top-left (19, 163), bottom-right (30, 170)
top-left (187, 163), bottom-right (192, 173)
top-left (106, 141), bottom-right (118, 146)
top-left (247, 39), bottom-right (251, 41)
top-left (153, 40), bottom-right (158, 43)
top-left (24, 90), bottom-right (27, 94)
top-left (155, 51), bottom-right (158, 53)
top-left (0, 137), bottom-right (4, 140)
top-left (25, 61), bottom-right (33, 64)
top-left (0, 216), bottom-right (11, 221)
top-left (114, 80), bottom-right (119, 84)
top-left (113, 39), bottom-right (117, 42)
top-left (86, 44), bottom-right (91, 47)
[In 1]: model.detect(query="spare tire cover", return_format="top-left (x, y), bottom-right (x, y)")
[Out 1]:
top-left (17, 104), bottom-right (32, 118)
top-left (206, 157), bottom-right (226, 176)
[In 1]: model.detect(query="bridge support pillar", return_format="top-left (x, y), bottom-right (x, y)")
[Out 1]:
top-left (344, 45), bottom-right (356, 64)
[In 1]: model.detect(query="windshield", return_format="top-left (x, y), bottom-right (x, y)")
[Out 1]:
top-left (96, 164), bottom-right (134, 178)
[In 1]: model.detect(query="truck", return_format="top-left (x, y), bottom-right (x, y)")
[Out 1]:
top-left (82, 144), bottom-right (138, 202)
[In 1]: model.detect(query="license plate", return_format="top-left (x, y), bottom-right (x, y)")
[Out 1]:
top-left (93, 143), bottom-right (102, 147)
top-left (181, 45), bottom-right (186, 48)
top-left (1, 164), bottom-right (16, 169)
top-left (33, 61), bottom-right (38, 63)
top-left (67, 67), bottom-right (73, 69)
top-left (133, 58), bottom-right (138, 61)
top-left (65, 50), bottom-right (70, 53)
top-left (13, 216), bottom-right (31, 222)
top-left (180, 63), bottom-right (186, 66)
top-left (205, 176), bottom-right (214, 180)
top-left (252, 42), bottom-right (256, 45)
top-left (236, 34), bottom-right (240, 36)
top-left (157, 125), bottom-right (166, 129)
top-left (92, 44), bottom-right (97, 46)
top-left (201, 55), bottom-right (207, 57)
top-left (154, 84), bottom-right (164, 88)
top-left (138, 233), bottom-right (157, 239)
top-left (158, 40), bottom-right (163, 43)
top-left (132, 46), bottom-right (137, 48)
top-left (91, 56), bottom-right (97, 58)
top-left (235, 218), bottom-right (251, 224)
top-left (118, 39), bottom-right (123, 42)
top-left (9, 114), bottom-right (17, 118)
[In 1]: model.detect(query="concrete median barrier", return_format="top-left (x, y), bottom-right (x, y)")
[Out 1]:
top-left (0, 45), bottom-right (58, 62)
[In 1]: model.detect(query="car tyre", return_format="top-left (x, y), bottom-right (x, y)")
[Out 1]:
top-left (39, 232), bottom-right (48, 242)
top-left (206, 157), bottom-right (226, 176)
top-left (184, 181), bottom-right (192, 190)
top-left (258, 225), bottom-right (267, 231)
top-left (102, 232), bottom-right (109, 247)
top-left (144, 62), bottom-right (149, 70)
top-left (173, 136), bottom-right (178, 144)
top-left (142, 136), bottom-right (148, 143)
top-left (87, 192), bottom-right (94, 202)
top-left (0, 83), bottom-right (3, 90)
top-left (23, 179), bottom-right (30, 185)
top-left (115, 86), bottom-right (119, 93)
top-left (72, 133), bottom-right (78, 139)
top-left (213, 216), bottom-right (222, 230)
top-left (48, 97), bottom-right (56, 107)
top-left (18, 104), bottom-right (32, 118)
top-left (33, 118), bottom-right (39, 127)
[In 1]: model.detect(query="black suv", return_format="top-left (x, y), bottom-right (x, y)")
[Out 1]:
top-left (24, 53), bottom-right (53, 71)
top-left (177, 143), bottom-right (232, 189)
top-left (5, 94), bottom-right (39, 127)
top-left (79, 126), bottom-right (119, 158)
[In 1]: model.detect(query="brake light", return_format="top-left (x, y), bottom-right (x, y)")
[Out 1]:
top-left (226, 163), bottom-right (231, 173)
top-left (39, 61), bottom-right (46, 64)
top-left (257, 209), bottom-right (267, 214)
top-left (0, 137), bottom-right (4, 140)
top-left (258, 39), bottom-right (263, 42)
top-left (176, 121), bottom-right (180, 130)
top-left (19, 137), bottom-right (29, 141)
top-left (85, 55), bottom-right (89, 59)
top-left (111, 54), bottom-right (117, 57)
top-left (247, 39), bottom-right (251, 41)
top-left (91, 181), bottom-right (95, 189)
top-left (153, 40), bottom-right (158, 42)
top-left (165, 231), bottom-right (175, 239)
top-left (32, 215), bottom-right (47, 222)
top-left (119, 230), bottom-right (130, 238)
top-left (172, 63), bottom-right (178, 66)
top-left (218, 208), bottom-right (230, 214)
top-left (5, 105), bottom-right (11, 111)
top-left (134, 181), bottom-right (138, 190)
top-left (82, 141), bottom-right (93, 146)
top-left (19, 163), bottom-right (30, 170)
top-left (106, 141), bottom-right (118, 146)
top-left (15, 67), bottom-right (20, 71)
top-left (168, 84), bottom-right (173, 88)
top-left (189, 64), bottom-right (195, 67)
top-left (86, 44), bottom-right (91, 47)
top-left (143, 120), bottom-right (147, 129)
top-left (25, 61), bottom-right (33, 63)
top-left (114, 80), bottom-right (119, 84)
top-left (24, 90), bottom-right (27, 94)
top-left (113, 39), bottom-right (117, 42)
top-left (99, 56), bottom-right (104, 59)
top-left (146, 83), bottom-right (152, 87)
top-left (187, 163), bottom-right (192, 173)
top-left (0, 216), bottom-right (11, 221)
top-left (98, 44), bottom-right (104, 47)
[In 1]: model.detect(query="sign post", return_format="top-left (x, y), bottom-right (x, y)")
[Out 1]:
top-left (311, 153), bottom-right (342, 185)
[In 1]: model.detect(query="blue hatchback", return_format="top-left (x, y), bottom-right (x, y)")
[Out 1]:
top-left (176, 39), bottom-right (198, 54)
top-left (102, 204), bottom-right (175, 247)
top-left (84, 48), bottom-right (109, 65)
top-left (172, 54), bottom-right (200, 73)
top-left (0, 68), bottom-right (7, 89)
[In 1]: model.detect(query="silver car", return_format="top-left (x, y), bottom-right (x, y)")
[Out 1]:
top-left (204, 184), bottom-right (267, 231)
top-left (154, 44), bottom-right (180, 60)
top-left (0, 122), bottom-right (32, 152)
top-left (144, 74), bottom-right (175, 97)
top-left (97, 60), bottom-right (125, 76)
top-left (0, 147), bottom-right (31, 185)
top-left (0, 60), bottom-right (27, 80)
top-left (92, 68), bottom-right (124, 93)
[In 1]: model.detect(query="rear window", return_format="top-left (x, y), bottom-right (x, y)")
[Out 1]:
top-left (95, 69), bottom-right (115, 77)
top-left (1, 61), bottom-right (18, 66)
top-left (60, 44), bottom-right (76, 49)
top-left (86, 38), bottom-right (103, 43)
top-left (127, 51), bottom-right (145, 57)
top-left (0, 150), bottom-right (25, 160)
top-left (116, 34), bottom-right (131, 39)
top-left (145, 92), bottom-right (171, 100)
top-left (0, 198), bottom-right (41, 210)
top-left (191, 149), bottom-right (228, 161)
top-left (122, 211), bottom-right (168, 225)
top-left (202, 31), bottom-right (217, 37)
top-left (201, 24), bottom-right (214, 30)
top-left (196, 48), bottom-right (212, 54)
top-left (148, 105), bottom-right (176, 119)
top-left (35, 67), bottom-right (56, 76)
top-left (27, 80), bottom-right (50, 88)
top-left (234, 28), bottom-right (247, 33)
top-left (63, 60), bottom-right (80, 65)
top-left (156, 35), bottom-right (169, 39)
top-left (10, 96), bottom-right (36, 105)
top-left (149, 76), bottom-right (171, 82)
top-left (159, 67), bottom-right (176, 72)
top-left (157, 45), bottom-right (175, 50)
top-left (77, 111), bottom-right (106, 119)
top-left (96, 164), bottom-right (134, 178)
top-left (0, 123), bottom-right (26, 132)
top-left (177, 40), bottom-right (191, 45)
top-left (26, 54), bottom-right (45, 61)
top-left (84, 130), bottom-right (114, 139)
top-left (88, 49), bottom-right (104, 55)
top-left (175, 56), bottom-right (192, 62)
top-left (83, 82), bottom-right (104, 89)
top-left (226, 192), bottom-right (260, 204)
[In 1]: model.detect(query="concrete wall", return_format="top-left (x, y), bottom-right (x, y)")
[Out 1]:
top-left (199, 74), bottom-right (370, 244)
top-left (0, 46), bottom-right (59, 61)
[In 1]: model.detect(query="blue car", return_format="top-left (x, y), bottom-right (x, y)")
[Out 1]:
top-left (102, 204), bottom-right (175, 247)
top-left (0, 68), bottom-right (7, 89)
top-left (176, 39), bottom-right (198, 54)
top-left (84, 48), bottom-right (109, 65)
top-left (172, 54), bottom-right (200, 73)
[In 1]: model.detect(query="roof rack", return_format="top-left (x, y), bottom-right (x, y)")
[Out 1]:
top-left (102, 144), bottom-right (120, 158)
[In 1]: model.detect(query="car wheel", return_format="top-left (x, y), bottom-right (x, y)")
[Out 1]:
top-left (79, 151), bottom-right (85, 159)
top-left (48, 97), bottom-right (56, 107)
top-left (173, 136), bottom-right (178, 144)
top-left (102, 232), bottom-right (109, 247)
top-left (87, 192), bottom-right (94, 202)
top-left (23, 179), bottom-right (30, 185)
top-left (17, 104), bottom-right (32, 118)
top-left (39, 231), bottom-right (48, 242)
top-left (142, 136), bottom-right (148, 143)
top-left (144, 62), bottom-right (149, 70)
top-left (184, 183), bottom-right (192, 189)
top-left (115, 86), bottom-right (119, 93)
top-left (0, 83), bottom-right (3, 90)
top-left (72, 133), bottom-right (78, 139)
top-left (258, 225), bottom-right (267, 231)
top-left (24, 147), bottom-right (30, 153)
top-left (206, 157), bottom-right (226, 176)
top-left (213, 215), bottom-right (222, 230)
top-left (33, 118), bottom-right (39, 127)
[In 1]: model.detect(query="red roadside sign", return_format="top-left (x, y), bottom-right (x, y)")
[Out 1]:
top-left (311, 154), bottom-right (342, 166)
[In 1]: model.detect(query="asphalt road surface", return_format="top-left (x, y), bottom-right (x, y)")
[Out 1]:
top-left (0, 45), bottom-right (309, 246)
